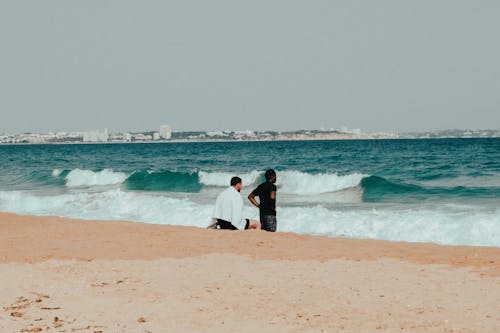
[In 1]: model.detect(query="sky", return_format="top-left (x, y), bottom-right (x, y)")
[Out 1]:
top-left (0, 1), bottom-right (499, 133)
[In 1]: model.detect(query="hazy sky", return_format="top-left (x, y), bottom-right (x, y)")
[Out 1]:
top-left (1, 1), bottom-right (499, 133)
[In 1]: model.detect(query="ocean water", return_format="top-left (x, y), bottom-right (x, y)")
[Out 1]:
top-left (0, 139), bottom-right (499, 247)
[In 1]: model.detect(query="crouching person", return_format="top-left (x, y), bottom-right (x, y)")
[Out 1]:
top-left (208, 176), bottom-right (260, 230)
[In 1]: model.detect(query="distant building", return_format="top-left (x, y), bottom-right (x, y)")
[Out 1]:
top-left (159, 125), bottom-right (172, 139)
top-left (234, 130), bottom-right (256, 139)
top-left (153, 132), bottom-right (160, 141)
top-left (133, 133), bottom-right (152, 141)
top-left (83, 129), bottom-right (109, 142)
top-left (109, 132), bottom-right (126, 142)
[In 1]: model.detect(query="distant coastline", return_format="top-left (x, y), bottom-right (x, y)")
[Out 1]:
top-left (1, 128), bottom-right (499, 145)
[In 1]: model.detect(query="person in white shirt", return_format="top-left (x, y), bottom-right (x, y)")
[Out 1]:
top-left (209, 176), bottom-right (260, 230)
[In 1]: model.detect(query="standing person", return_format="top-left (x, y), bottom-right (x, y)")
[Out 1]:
top-left (248, 169), bottom-right (277, 232)
top-left (210, 176), bottom-right (260, 230)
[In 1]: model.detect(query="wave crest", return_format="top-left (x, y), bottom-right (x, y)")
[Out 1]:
top-left (64, 169), bottom-right (128, 187)
top-left (198, 171), bottom-right (262, 187)
top-left (360, 176), bottom-right (500, 201)
top-left (51, 168), bottom-right (368, 195)
top-left (278, 171), bottom-right (367, 195)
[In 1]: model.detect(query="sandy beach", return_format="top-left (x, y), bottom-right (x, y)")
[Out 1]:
top-left (1, 212), bottom-right (499, 332)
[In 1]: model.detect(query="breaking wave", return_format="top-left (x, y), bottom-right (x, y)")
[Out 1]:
top-left (278, 171), bottom-right (367, 195)
top-left (15, 168), bottom-right (498, 200)
top-left (361, 176), bottom-right (500, 201)
top-left (0, 189), bottom-right (498, 247)
top-left (198, 170), bottom-right (262, 187)
top-left (49, 169), bottom-right (368, 195)
top-left (64, 169), bottom-right (128, 187)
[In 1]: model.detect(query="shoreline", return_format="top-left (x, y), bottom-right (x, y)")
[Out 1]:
top-left (1, 212), bottom-right (499, 332)
top-left (1, 212), bottom-right (498, 272)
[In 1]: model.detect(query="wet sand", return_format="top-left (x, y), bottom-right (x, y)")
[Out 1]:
top-left (1, 212), bottom-right (499, 332)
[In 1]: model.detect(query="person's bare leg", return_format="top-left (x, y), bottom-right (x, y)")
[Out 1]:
top-left (248, 219), bottom-right (261, 230)
top-left (207, 218), bottom-right (218, 229)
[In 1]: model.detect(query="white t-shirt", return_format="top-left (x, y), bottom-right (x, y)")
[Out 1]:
top-left (212, 186), bottom-right (244, 228)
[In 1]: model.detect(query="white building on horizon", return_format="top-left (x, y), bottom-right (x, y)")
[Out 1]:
top-left (159, 125), bottom-right (172, 139)
top-left (133, 133), bottom-right (152, 141)
top-left (341, 127), bottom-right (362, 134)
top-left (83, 128), bottom-right (109, 142)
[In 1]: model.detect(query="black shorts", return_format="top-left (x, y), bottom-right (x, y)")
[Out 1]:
top-left (216, 219), bottom-right (250, 230)
top-left (260, 215), bottom-right (277, 232)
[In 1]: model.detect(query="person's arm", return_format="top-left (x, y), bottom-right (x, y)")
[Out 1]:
top-left (248, 190), bottom-right (260, 208)
top-left (270, 184), bottom-right (277, 200)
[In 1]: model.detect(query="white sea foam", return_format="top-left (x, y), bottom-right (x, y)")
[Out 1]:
top-left (51, 169), bottom-right (63, 177)
top-left (278, 204), bottom-right (500, 247)
top-left (0, 190), bottom-right (212, 226)
top-left (198, 170), bottom-right (261, 187)
top-left (0, 190), bottom-right (498, 247)
top-left (420, 175), bottom-right (500, 188)
top-left (64, 169), bottom-right (128, 187)
top-left (199, 170), bottom-right (368, 195)
top-left (277, 171), bottom-right (368, 195)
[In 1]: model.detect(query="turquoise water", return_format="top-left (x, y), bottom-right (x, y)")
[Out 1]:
top-left (1, 139), bottom-right (499, 246)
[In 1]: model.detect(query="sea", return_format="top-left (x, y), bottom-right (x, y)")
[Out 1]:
top-left (0, 138), bottom-right (499, 247)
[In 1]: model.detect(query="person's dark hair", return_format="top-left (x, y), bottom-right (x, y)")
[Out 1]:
top-left (265, 169), bottom-right (276, 181)
top-left (230, 176), bottom-right (242, 186)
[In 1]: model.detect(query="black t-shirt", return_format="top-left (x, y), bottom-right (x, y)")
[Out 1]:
top-left (252, 181), bottom-right (277, 217)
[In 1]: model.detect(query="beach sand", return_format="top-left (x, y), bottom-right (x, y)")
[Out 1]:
top-left (1, 212), bottom-right (499, 332)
